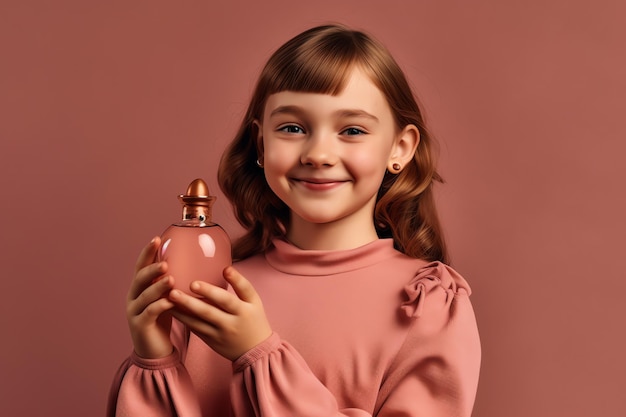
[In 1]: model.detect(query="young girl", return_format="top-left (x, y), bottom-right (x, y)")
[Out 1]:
top-left (108, 24), bottom-right (481, 416)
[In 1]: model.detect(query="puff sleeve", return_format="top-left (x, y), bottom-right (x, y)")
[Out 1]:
top-left (106, 321), bottom-right (203, 417)
top-left (375, 261), bottom-right (481, 415)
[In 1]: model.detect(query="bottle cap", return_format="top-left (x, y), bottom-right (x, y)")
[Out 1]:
top-left (178, 178), bottom-right (216, 207)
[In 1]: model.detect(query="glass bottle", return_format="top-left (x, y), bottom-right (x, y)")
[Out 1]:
top-left (158, 178), bottom-right (231, 295)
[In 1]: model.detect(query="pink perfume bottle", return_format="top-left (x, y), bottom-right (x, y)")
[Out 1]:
top-left (158, 178), bottom-right (232, 295)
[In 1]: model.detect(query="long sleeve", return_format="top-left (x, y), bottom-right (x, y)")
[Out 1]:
top-left (107, 321), bottom-right (202, 417)
top-left (375, 262), bottom-right (481, 416)
top-left (230, 334), bottom-right (371, 417)
top-left (229, 261), bottom-right (481, 417)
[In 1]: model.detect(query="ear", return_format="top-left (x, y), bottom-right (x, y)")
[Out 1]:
top-left (388, 124), bottom-right (420, 172)
top-left (252, 119), bottom-right (264, 162)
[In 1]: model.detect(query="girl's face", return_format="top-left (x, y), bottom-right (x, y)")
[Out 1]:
top-left (257, 67), bottom-right (418, 248)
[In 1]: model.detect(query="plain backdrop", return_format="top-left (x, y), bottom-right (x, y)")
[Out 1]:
top-left (1, 1), bottom-right (625, 416)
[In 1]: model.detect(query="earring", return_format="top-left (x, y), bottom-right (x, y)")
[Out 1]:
top-left (256, 159), bottom-right (264, 168)
top-left (391, 162), bottom-right (402, 173)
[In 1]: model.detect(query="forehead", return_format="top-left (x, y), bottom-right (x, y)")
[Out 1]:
top-left (263, 68), bottom-right (392, 120)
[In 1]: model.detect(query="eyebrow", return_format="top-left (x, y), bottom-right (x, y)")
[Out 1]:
top-left (269, 105), bottom-right (379, 122)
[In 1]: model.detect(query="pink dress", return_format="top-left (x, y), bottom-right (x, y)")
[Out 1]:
top-left (108, 239), bottom-right (481, 416)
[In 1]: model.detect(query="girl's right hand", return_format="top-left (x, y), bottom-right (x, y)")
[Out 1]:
top-left (126, 237), bottom-right (176, 359)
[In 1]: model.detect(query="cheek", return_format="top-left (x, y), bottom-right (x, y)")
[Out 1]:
top-left (346, 148), bottom-right (389, 176)
top-left (265, 147), bottom-right (294, 173)
top-left (263, 137), bottom-right (302, 167)
top-left (262, 143), bottom-right (299, 192)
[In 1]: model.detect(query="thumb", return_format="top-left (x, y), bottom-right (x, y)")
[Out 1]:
top-left (223, 266), bottom-right (258, 303)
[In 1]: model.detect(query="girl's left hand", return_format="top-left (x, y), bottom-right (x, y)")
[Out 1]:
top-left (168, 266), bottom-right (273, 361)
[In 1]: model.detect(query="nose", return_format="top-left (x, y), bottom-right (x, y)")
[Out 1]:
top-left (300, 133), bottom-right (337, 167)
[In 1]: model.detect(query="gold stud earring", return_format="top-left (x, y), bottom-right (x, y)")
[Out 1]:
top-left (392, 162), bottom-right (402, 173)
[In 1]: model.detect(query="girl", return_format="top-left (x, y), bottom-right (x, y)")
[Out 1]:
top-left (108, 24), bottom-right (481, 416)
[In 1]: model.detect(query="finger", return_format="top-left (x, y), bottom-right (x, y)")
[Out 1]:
top-left (170, 309), bottom-right (220, 340)
top-left (188, 281), bottom-right (241, 314)
top-left (127, 261), bottom-right (168, 301)
top-left (136, 297), bottom-right (175, 325)
top-left (223, 266), bottom-right (258, 303)
top-left (169, 289), bottom-right (230, 326)
top-left (128, 275), bottom-right (174, 317)
top-left (135, 237), bottom-right (161, 274)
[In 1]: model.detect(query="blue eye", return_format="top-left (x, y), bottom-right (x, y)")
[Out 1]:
top-left (279, 125), bottom-right (304, 134)
top-left (342, 127), bottom-right (366, 135)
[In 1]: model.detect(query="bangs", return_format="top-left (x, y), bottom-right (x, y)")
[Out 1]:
top-left (262, 28), bottom-right (367, 96)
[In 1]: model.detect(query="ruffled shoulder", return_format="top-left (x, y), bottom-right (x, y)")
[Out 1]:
top-left (401, 261), bottom-right (472, 318)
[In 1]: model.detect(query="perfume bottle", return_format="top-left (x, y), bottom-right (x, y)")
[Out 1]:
top-left (158, 178), bottom-right (232, 295)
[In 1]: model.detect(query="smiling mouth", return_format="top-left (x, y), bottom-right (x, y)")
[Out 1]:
top-left (291, 178), bottom-right (348, 191)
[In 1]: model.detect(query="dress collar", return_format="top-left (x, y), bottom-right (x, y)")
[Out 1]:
top-left (265, 238), bottom-right (398, 276)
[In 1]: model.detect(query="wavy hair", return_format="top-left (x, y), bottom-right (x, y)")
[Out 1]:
top-left (218, 24), bottom-right (448, 263)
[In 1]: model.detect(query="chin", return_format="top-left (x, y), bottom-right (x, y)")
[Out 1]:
top-left (291, 211), bottom-right (341, 225)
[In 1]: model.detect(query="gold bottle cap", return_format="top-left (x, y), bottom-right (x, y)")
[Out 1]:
top-left (177, 179), bottom-right (216, 222)
top-left (178, 178), bottom-right (215, 206)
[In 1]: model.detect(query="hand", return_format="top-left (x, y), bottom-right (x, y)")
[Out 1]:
top-left (126, 237), bottom-right (176, 359)
top-left (169, 266), bottom-right (273, 361)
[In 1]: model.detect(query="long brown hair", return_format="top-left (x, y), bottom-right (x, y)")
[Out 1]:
top-left (218, 24), bottom-right (448, 263)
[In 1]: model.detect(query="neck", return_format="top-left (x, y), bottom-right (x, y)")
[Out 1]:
top-left (286, 215), bottom-right (379, 251)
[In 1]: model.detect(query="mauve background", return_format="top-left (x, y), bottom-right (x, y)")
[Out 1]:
top-left (1, 0), bottom-right (624, 416)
